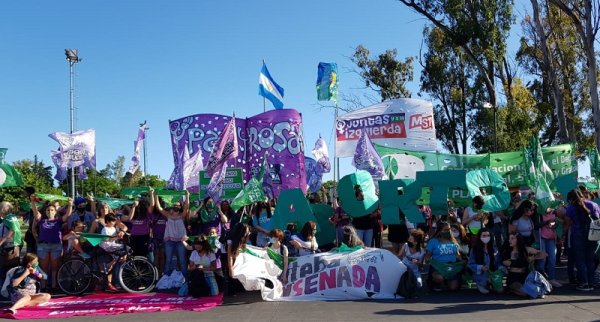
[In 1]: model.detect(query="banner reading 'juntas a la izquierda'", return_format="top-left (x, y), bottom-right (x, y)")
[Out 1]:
top-left (335, 99), bottom-right (437, 157)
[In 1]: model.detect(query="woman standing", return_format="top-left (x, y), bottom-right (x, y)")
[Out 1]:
top-left (121, 199), bottom-right (152, 258)
top-left (155, 192), bottom-right (189, 276)
top-left (509, 200), bottom-right (537, 246)
top-left (462, 196), bottom-right (487, 242)
top-left (565, 189), bottom-right (600, 291)
top-left (0, 202), bottom-right (24, 283)
top-left (252, 202), bottom-right (273, 247)
top-left (30, 196), bottom-right (72, 291)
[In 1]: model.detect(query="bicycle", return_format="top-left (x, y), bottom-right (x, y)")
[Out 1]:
top-left (57, 233), bottom-right (158, 295)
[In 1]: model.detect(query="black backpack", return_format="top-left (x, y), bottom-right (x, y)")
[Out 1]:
top-left (396, 269), bottom-right (418, 299)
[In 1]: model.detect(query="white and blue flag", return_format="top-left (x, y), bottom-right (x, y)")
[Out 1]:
top-left (258, 62), bottom-right (284, 109)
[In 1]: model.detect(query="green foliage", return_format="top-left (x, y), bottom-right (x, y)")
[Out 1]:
top-left (351, 45), bottom-right (415, 101)
top-left (0, 157), bottom-right (62, 208)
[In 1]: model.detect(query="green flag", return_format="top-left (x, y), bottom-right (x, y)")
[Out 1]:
top-left (120, 186), bottom-right (151, 198)
top-left (230, 177), bottom-right (265, 212)
top-left (231, 157), bottom-right (267, 212)
top-left (0, 164), bottom-right (24, 188)
top-left (36, 193), bottom-right (69, 202)
top-left (524, 136), bottom-right (556, 212)
top-left (95, 197), bottom-right (134, 209)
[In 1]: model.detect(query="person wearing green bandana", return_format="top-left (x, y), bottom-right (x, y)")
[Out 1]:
top-left (424, 222), bottom-right (464, 291)
top-left (0, 201), bottom-right (23, 282)
top-left (189, 197), bottom-right (228, 236)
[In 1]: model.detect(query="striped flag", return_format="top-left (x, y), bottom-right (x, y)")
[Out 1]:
top-left (258, 62), bottom-right (284, 109)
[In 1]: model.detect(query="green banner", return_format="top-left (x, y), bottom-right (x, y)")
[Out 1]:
top-left (376, 143), bottom-right (576, 188)
top-left (199, 168), bottom-right (244, 200)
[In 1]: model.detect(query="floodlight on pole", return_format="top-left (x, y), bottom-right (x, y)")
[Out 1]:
top-left (65, 49), bottom-right (81, 199)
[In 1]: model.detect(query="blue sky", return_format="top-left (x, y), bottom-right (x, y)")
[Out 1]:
top-left (0, 0), bottom-right (589, 185)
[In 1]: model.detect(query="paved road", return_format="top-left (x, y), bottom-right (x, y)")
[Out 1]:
top-left (11, 284), bottom-right (600, 322)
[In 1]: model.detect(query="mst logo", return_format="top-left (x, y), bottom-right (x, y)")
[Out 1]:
top-left (409, 114), bottom-right (433, 130)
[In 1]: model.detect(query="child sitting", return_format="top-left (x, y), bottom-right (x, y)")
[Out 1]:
top-left (62, 220), bottom-right (91, 259)
top-left (99, 214), bottom-right (127, 293)
top-left (3, 253), bottom-right (51, 316)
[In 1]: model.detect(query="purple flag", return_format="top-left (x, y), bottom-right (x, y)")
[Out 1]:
top-left (311, 137), bottom-right (331, 173)
top-left (352, 130), bottom-right (385, 178)
top-left (49, 129), bottom-right (96, 170)
top-left (168, 109), bottom-right (307, 197)
top-left (207, 161), bottom-right (228, 202)
top-left (183, 144), bottom-right (204, 190)
top-left (167, 145), bottom-right (184, 190)
top-left (205, 116), bottom-right (238, 176)
top-left (129, 123), bottom-right (147, 174)
top-left (305, 156), bottom-right (324, 193)
top-left (51, 150), bottom-right (67, 181)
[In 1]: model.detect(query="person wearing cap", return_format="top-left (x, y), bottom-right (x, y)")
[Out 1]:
top-left (66, 197), bottom-right (96, 231)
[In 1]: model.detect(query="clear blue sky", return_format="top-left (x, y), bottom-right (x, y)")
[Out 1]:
top-left (0, 0), bottom-right (589, 185)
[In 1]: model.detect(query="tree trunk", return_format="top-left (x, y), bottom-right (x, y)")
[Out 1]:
top-left (531, 0), bottom-right (570, 143)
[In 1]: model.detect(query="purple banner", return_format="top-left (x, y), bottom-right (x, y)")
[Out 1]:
top-left (168, 109), bottom-right (306, 197)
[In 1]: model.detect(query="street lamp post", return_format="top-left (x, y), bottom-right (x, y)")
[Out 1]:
top-left (65, 49), bottom-right (81, 199)
top-left (483, 102), bottom-right (497, 153)
top-left (141, 122), bottom-right (149, 185)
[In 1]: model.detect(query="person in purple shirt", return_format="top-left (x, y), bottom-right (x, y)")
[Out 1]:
top-left (30, 195), bottom-right (72, 292)
top-left (565, 189), bottom-right (600, 291)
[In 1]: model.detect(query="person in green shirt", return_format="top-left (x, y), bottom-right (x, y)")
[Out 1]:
top-left (0, 201), bottom-right (23, 281)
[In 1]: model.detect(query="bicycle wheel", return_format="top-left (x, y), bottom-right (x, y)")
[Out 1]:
top-left (57, 258), bottom-right (93, 295)
top-left (117, 256), bottom-right (158, 293)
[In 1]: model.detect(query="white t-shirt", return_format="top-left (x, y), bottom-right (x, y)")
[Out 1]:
top-left (100, 226), bottom-right (120, 251)
top-left (465, 207), bottom-right (482, 231)
top-left (189, 251), bottom-right (216, 268)
top-left (291, 235), bottom-right (318, 256)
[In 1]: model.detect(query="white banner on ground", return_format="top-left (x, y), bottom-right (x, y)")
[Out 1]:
top-left (335, 99), bottom-right (436, 157)
top-left (232, 246), bottom-right (406, 301)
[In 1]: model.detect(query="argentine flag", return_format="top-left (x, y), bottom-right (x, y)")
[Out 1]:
top-left (258, 62), bottom-right (284, 109)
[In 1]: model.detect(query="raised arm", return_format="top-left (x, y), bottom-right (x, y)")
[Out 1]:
top-left (30, 195), bottom-right (42, 221)
top-left (147, 188), bottom-right (155, 214)
top-left (154, 193), bottom-right (170, 217)
top-left (121, 200), bottom-right (139, 222)
top-left (61, 198), bottom-right (74, 222)
top-left (88, 194), bottom-right (96, 218)
top-left (183, 191), bottom-right (191, 220)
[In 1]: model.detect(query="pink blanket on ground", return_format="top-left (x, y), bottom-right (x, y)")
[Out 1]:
top-left (0, 292), bottom-right (223, 320)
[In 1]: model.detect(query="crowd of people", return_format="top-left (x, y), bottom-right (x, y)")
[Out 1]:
top-left (0, 185), bottom-right (598, 315)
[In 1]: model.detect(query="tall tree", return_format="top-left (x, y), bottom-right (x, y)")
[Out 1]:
top-left (398, 0), bottom-right (514, 108)
top-left (351, 45), bottom-right (415, 101)
top-left (420, 26), bottom-right (484, 154)
top-left (549, 0), bottom-right (600, 147)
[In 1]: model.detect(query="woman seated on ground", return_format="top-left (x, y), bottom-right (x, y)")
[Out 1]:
top-left (267, 229), bottom-right (289, 284)
top-left (398, 229), bottom-right (425, 288)
top-left (501, 232), bottom-right (544, 297)
top-left (468, 228), bottom-right (500, 294)
top-left (451, 223), bottom-right (470, 261)
top-left (340, 225), bottom-right (365, 248)
top-left (185, 235), bottom-right (219, 297)
top-left (424, 221), bottom-right (464, 291)
top-left (290, 221), bottom-right (318, 256)
top-left (3, 253), bottom-right (50, 316)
